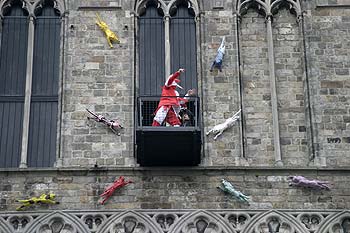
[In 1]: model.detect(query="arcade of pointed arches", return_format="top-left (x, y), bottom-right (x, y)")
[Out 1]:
top-left (0, 209), bottom-right (349, 233)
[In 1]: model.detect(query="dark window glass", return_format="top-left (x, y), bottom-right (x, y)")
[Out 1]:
top-left (27, 5), bottom-right (60, 167)
top-left (138, 2), bottom-right (165, 96)
top-left (170, 3), bottom-right (197, 93)
top-left (0, 4), bottom-right (28, 167)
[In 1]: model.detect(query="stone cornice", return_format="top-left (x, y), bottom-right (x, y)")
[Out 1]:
top-left (1, 166), bottom-right (350, 174)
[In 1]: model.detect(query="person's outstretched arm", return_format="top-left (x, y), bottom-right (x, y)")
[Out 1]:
top-left (165, 68), bottom-right (185, 87)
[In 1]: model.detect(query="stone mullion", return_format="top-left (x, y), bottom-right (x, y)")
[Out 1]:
top-left (55, 12), bottom-right (68, 168)
top-left (195, 14), bottom-right (202, 130)
top-left (131, 11), bottom-right (137, 166)
top-left (20, 14), bottom-right (35, 168)
top-left (164, 14), bottom-right (170, 77)
top-left (266, 14), bottom-right (283, 166)
top-left (298, 12), bottom-right (316, 163)
top-left (234, 12), bottom-right (246, 160)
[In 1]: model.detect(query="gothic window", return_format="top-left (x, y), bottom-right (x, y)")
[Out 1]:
top-left (138, 0), bottom-right (197, 96)
top-left (137, 0), bottom-right (198, 127)
top-left (236, 0), bottom-right (309, 164)
top-left (0, 0), bottom-right (63, 168)
top-left (0, 0), bottom-right (29, 167)
top-left (28, 2), bottom-right (61, 167)
top-left (138, 0), bottom-right (165, 96)
top-left (170, 1), bottom-right (197, 92)
top-left (135, 0), bottom-right (201, 166)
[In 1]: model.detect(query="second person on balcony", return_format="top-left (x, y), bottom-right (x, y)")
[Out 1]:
top-left (152, 68), bottom-right (195, 127)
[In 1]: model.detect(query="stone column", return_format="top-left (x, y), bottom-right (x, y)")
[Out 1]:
top-left (164, 14), bottom-right (170, 77)
top-left (298, 12), bottom-right (316, 163)
top-left (266, 14), bottom-right (283, 166)
top-left (20, 14), bottom-right (35, 168)
top-left (55, 12), bottom-right (68, 168)
top-left (234, 12), bottom-right (246, 160)
top-left (195, 14), bottom-right (202, 129)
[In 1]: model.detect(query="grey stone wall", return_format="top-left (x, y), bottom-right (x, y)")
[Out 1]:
top-left (273, 10), bottom-right (308, 166)
top-left (0, 168), bottom-right (348, 211)
top-left (240, 9), bottom-right (274, 165)
top-left (57, 0), bottom-right (350, 168)
top-left (305, 4), bottom-right (350, 167)
top-left (62, 0), bottom-right (136, 167)
top-left (202, 5), bottom-right (241, 165)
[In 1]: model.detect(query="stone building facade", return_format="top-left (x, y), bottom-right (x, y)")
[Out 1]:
top-left (0, 0), bottom-right (350, 232)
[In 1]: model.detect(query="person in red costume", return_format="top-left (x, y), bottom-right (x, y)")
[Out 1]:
top-left (152, 68), bottom-right (195, 127)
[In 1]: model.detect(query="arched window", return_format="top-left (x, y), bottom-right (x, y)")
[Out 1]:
top-left (136, 0), bottom-right (199, 126)
top-left (0, 0), bottom-right (29, 167)
top-left (0, 0), bottom-right (63, 168)
top-left (236, 0), bottom-right (309, 164)
top-left (135, 0), bottom-right (201, 166)
top-left (170, 1), bottom-right (197, 92)
top-left (27, 2), bottom-right (61, 167)
top-left (137, 0), bottom-right (198, 96)
top-left (138, 0), bottom-right (165, 96)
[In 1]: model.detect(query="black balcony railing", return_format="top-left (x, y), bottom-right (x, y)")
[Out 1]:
top-left (137, 96), bottom-right (200, 129)
top-left (136, 96), bottom-right (201, 166)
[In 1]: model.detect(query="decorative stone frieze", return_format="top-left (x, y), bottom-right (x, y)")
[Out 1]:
top-left (0, 209), bottom-right (349, 233)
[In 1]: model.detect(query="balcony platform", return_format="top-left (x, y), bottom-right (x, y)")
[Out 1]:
top-left (136, 127), bottom-right (201, 166)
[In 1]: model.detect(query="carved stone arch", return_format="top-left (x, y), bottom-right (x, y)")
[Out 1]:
top-left (96, 210), bottom-right (163, 233)
top-left (0, 0), bottom-right (31, 17)
top-left (135, 0), bottom-right (167, 17)
top-left (81, 213), bottom-right (108, 232)
top-left (225, 212), bottom-right (252, 232)
top-left (7, 214), bottom-right (34, 232)
top-left (316, 211), bottom-right (350, 233)
top-left (236, 0), bottom-right (268, 17)
top-left (152, 212), bottom-right (180, 232)
top-left (0, 217), bottom-right (12, 233)
top-left (169, 210), bottom-right (236, 233)
top-left (32, 0), bottom-right (65, 16)
top-left (241, 210), bottom-right (308, 233)
top-left (270, 0), bottom-right (301, 17)
top-left (296, 212), bottom-right (324, 232)
top-left (23, 211), bottom-right (90, 233)
top-left (167, 0), bottom-right (200, 17)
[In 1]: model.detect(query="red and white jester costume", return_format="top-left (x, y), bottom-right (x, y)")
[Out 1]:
top-left (152, 68), bottom-right (190, 127)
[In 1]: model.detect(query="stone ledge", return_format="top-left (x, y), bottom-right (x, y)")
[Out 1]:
top-left (77, 0), bottom-right (122, 10)
top-left (316, 0), bottom-right (350, 7)
top-left (0, 209), bottom-right (345, 215)
top-left (1, 166), bottom-right (350, 174)
top-left (77, 6), bottom-right (122, 11)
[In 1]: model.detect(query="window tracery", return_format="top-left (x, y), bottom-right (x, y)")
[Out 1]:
top-left (0, 210), bottom-right (345, 233)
